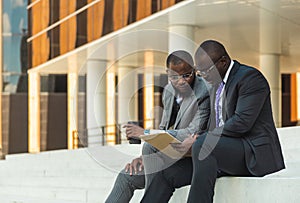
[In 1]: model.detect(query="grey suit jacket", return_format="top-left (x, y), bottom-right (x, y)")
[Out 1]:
top-left (159, 76), bottom-right (210, 141)
top-left (219, 61), bottom-right (285, 176)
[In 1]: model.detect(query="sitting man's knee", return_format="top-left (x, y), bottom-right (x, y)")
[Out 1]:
top-left (116, 169), bottom-right (130, 183)
top-left (142, 142), bottom-right (157, 155)
top-left (192, 135), bottom-right (207, 159)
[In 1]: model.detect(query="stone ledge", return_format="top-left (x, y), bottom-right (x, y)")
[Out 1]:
top-left (129, 170), bottom-right (300, 203)
top-left (0, 126), bottom-right (299, 203)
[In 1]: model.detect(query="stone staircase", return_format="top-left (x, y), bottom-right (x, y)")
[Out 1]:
top-left (0, 145), bottom-right (141, 203)
top-left (0, 126), bottom-right (299, 203)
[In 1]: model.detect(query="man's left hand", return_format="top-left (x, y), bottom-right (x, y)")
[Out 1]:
top-left (170, 134), bottom-right (198, 154)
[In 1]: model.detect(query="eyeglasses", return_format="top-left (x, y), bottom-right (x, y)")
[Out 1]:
top-left (197, 65), bottom-right (214, 77)
top-left (168, 70), bottom-right (194, 81)
top-left (197, 56), bottom-right (225, 77)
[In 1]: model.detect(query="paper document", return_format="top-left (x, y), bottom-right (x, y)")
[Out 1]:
top-left (140, 132), bottom-right (184, 159)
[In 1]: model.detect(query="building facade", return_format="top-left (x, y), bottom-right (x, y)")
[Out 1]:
top-left (27, 0), bottom-right (183, 153)
top-left (1, 0), bottom-right (300, 156)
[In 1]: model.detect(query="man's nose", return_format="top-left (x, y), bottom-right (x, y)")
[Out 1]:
top-left (177, 77), bottom-right (186, 84)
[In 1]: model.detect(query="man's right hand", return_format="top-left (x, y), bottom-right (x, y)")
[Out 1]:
top-left (123, 124), bottom-right (144, 139)
top-left (125, 157), bottom-right (144, 175)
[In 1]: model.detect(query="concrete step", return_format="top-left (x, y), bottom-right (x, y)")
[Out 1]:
top-left (4, 144), bottom-right (141, 162)
top-left (3, 145), bottom-right (141, 172)
top-left (166, 176), bottom-right (300, 203)
top-left (0, 127), bottom-right (299, 203)
top-left (0, 176), bottom-right (113, 189)
top-left (0, 194), bottom-right (86, 203)
top-left (277, 126), bottom-right (300, 150)
top-left (0, 186), bottom-right (88, 202)
top-left (282, 148), bottom-right (300, 162)
top-left (0, 167), bottom-right (117, 178)
top-left (0, 186), bottom-right (111, 203)
top-left (128, 175), bottom-right (300, 203)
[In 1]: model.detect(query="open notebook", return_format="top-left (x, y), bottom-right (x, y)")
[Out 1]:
top-left (140, 132), bottom-right (185, 159)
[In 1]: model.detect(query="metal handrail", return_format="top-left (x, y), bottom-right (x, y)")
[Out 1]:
top-left (72, 119), bottom-right (155, 148)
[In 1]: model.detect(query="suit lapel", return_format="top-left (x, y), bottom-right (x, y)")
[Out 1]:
top-left (174, 77), bottom-right (202, 128)
top-left (224, 61), bottom-right (239, 92)
top-left (174, 95), bottom-right (193, 128)
top-left (223, 61), bottom-right (239, 121)
top-left (164, 86), bottom-right (175, 129)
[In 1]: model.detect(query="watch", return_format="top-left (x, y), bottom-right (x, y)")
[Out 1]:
top-left (144, 129), bottom-right (150, 135)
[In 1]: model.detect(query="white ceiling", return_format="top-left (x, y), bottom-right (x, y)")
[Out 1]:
top-left (30, 0), bottom-right (300, 74)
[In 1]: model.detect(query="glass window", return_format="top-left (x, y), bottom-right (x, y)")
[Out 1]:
top-left (2, 0), bottom-right (28, 93)
top-left (40, 74), bottom-right (67, 93)
top-left (49, 26), bottom-right (60, 58)
top-left (76, 10), bottom-right (87, 47)
top-left (49, 0), bottom-right (60, 24)
top-left (77, 0), bottom-right (87, 10)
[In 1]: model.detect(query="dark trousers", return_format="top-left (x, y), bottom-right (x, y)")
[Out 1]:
top-left (141, 134), bottom-right (253, 203)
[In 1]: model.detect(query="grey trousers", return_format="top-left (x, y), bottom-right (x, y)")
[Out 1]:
top-left (105, 169), bottom-right (145, 203)
top-left (142, 142), bottom-right (174, 190)
top-left (105, 143), bottom-right (174, 203)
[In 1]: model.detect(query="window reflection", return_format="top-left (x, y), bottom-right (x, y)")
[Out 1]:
top-left (2, 0), bottom-right (28, 93)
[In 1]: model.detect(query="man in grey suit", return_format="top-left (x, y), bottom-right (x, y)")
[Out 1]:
top-left (105, 50), bottom-right (210, 203)
top-left (140, 40), bottom-right (285, 203)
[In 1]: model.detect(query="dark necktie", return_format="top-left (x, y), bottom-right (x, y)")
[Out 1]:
top-left (215, 82), bottom-right (225, 127)
top-left (168, 97), bottom-right (181, 129)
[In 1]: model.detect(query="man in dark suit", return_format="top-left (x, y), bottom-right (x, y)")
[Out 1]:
top-left (105, 50), bottom-right (210, 203)
top-left (140, 40), bottom-right (285, 203)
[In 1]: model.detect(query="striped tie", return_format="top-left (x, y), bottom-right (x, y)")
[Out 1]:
top-left (215, 82), bottom-right (225, 127)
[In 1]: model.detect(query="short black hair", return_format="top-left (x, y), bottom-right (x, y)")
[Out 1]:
top-left (166, 50), bottom-right (194, 69)
top-left (195, 40), bottom-right (229, 62)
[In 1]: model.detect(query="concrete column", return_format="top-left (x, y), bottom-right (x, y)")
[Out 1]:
top-left (67, 55), bottom-right (79, 149)
top-left (28, 72), bottom-right (41, 153)
top-left (67, 72), bottom-right (78, 149)
top-left (0, 1), bottom-right (2, 155)
top-left (117, 66), bottom-right (138, 142)
top-left (86, 60), bottom-right (106, 147)
top-left (168, 4), bottom-right (196, 54)
top-left (169, 24), bottom-right (195, 54)
top-left (117, 66), bottom-right (137, 124)
top-left (260, 0), bottom-right (281, 127)
top-left (143, 52), bottom-right (155, 129)
top-left (297, 73), bottom-right (300, 122)
top-left (106, 70), bottom-right (116, 144)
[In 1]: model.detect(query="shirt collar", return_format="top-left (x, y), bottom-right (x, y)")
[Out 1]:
top-left (223, 60), bottom-right (234, 84)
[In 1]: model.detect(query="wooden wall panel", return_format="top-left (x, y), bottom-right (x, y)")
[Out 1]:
top-left (113, 0), bottom-right (129, 31)
top-left (29, 0), bottom-right (182, 68)
top-left (31, 3), bottom-right (41, 66)
top-left (59, 1), bottom-right (68, 54)
top-left (32, 0), bottom-right (50, 67)
top-left (161, 0), bottom-right (176, 10)
top-left (31, 4), bottom-right (41, 35)
top-left (87, 0), bottom-right (105, 42)
top-left (40, 0), bottom-right (50, 64)
top-left (68, 0), bottom-right (77, 51)
top-left (136, 0), bottom-right (152, 20)
top-left (60, 0), bottom-right (77, 54)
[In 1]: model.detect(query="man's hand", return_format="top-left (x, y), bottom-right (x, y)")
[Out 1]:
top-left (123, 124), bottom-right (144, 139)
top-left (125, 157), bottom-right (144, 175)
top-left (170, 134), bottom-right (198, 155)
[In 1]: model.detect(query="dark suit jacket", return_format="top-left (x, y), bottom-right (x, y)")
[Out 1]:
top-left (219, 60), bottom-right (285, 176)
